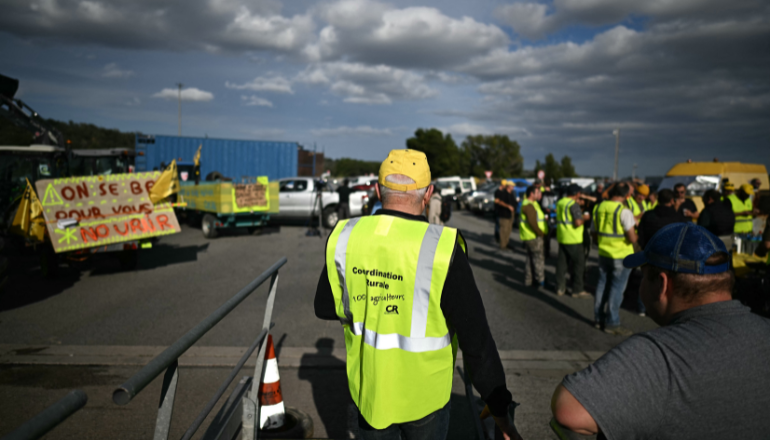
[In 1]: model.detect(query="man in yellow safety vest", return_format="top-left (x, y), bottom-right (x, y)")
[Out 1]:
top-left (314, 149), bottom-right (522, 440)
top-left (555, 184), bottom-right (591, 298)
top-left (591, 182), bottom-right (638, 336)
top-left (727, 184), bottom-right (755, 234)
top-left (520, 185), bottom-right (548, 288)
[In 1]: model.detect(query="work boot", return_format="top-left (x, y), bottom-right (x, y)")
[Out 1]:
top-left (571, 291), bottom-right (592, 299)
top-left (556, 290), bottom-right (566, 296)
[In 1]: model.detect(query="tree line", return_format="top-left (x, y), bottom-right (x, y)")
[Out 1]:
top-left (326, 128), bottom-right (578, 179)
top-left (0, 118), bottom-right (136, 149)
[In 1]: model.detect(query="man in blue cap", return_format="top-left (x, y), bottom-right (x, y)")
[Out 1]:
top-left (550, 222), bottom-right (770, 439)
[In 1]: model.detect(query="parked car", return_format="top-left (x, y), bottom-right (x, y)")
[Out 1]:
top-left (271, 177), bottom-right (368, 228)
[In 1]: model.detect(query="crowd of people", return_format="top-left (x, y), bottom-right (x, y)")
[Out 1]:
top-left (318, 151), bottom-right (769, 440)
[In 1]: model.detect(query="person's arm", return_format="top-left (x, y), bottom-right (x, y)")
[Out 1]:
top-left (570, 203), bottom-right (584, 228)
top-left (314, 264), bottom-right (339, 320)
top-left (620, 209), bottom-right (638, 250)
top-left (551, 384), bottom-right (599, 435)
top-left (522, 204), bottom-right (544, 236)
top-left (440, 244), bottom-right (513, 417)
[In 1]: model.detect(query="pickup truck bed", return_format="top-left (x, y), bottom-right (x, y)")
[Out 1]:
top-left (271, 177), bottom-right (368, 227)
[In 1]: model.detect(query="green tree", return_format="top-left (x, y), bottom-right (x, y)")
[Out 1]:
top-left (544, 153), bottom-right (562, 180)
top-left (327, 158), bottom-right (380, 177)
top-left (560, 155), bottom-right (577, 178)
top-left (461, 134), bottom-right (524, 178)
top-left (405, 128), bottom-right (461, 177)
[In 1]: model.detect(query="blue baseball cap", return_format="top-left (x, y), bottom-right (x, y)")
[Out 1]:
top-left (623, 223), bottom-right (730, 274)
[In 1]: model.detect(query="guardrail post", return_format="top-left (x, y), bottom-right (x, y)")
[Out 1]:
top-left (242, 271), bottom-right (279, 440)
top-left (153, 360), bottom-right (179, 440)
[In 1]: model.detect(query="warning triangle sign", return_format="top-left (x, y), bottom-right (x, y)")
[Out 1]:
top-left (42, 184), bottom-right (63, 206)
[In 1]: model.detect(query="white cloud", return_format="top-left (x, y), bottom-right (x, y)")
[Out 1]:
top-left (297, 62), bottom-right (437, 104)
top-left (306, 0), bottom-right (509, 68)
top-left (226, 75), bottom-right (294, 94)
top-left (241, 95), bottom-right (273, 107)
top-left (102, 63), bottom-right (134, 78)
top-left (496, 0), bottom-right (767, 39)
top-left (311, 125), bottom-right (392, 136)
top-left (152, 87), bottom-right (214, 102)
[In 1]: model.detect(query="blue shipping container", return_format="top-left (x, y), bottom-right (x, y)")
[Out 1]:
top-left (134, 135), bottom-right (298, 181)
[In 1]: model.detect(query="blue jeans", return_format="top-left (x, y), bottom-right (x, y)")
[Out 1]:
top-left (358, 401), bottom-right (451, 440)
top-left (594, 256), bottom-right (632, 328)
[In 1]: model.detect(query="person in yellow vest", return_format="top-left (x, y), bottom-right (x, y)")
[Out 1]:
top-left (314, 149), bottom-right (522, 440)
top-left (626, 184), bottom-right (652, 222)
top-left (556, 184), bottom-right (591, 298)
top-left (591, 183), bottom-right (638, 336)
top-left (520, 185), bottom-right (548, 288)
top-left (728, 184), bottom-right (755, 234)
top-left (648, 190), bottom-right (658, 209)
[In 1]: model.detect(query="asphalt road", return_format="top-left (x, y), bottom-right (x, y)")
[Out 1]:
top-left (0, 210), bottom-right (658, 439)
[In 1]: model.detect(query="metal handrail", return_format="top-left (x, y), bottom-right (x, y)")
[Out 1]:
top-left (1, 390), bottom-right (88, 440)
top-left (112, 257), bottom-right (287, 406)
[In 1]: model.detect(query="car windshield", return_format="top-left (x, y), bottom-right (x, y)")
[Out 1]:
top-left (658, 175), bottom-right (720, 196)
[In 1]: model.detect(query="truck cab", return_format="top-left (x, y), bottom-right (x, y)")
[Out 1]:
top-left (272, 177), bottom-right (367, 228)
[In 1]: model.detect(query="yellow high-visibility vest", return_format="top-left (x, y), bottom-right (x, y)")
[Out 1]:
top-left (326, 215), bottom-right (464, 429)
top-left (556, 198), bottom-right (583, 245)
top-left (593, 200), bottom-right (634, 259)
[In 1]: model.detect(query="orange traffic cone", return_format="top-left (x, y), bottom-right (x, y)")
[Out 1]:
top-left (259, 334), bottom-right (285, 429)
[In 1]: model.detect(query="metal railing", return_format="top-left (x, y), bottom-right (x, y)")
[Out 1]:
top-left (1, 390), bottom-right (88, 440)
top-left (113, 257), bottom-right (286, 440)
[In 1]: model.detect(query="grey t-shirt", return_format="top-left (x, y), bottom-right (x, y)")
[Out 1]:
top-left (562, 300), bottom-right (770, 440)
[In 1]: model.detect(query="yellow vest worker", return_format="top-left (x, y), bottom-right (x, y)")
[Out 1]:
top-left (593, 200), bottom-right (635, 259)
top-left (728, 187), bottom-right (754, 234)
top-left (520, 199), bottom-right (547, 241)
top-left (556, 198), bottom-right (583, 245)
top-left (317, 149), bottom-right (521, 437)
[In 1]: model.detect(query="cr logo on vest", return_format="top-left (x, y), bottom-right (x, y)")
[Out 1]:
top-left (385, 305), bottom-right (399, 315)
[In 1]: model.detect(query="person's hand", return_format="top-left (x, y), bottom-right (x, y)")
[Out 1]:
top-left (480, 405), bottom-right (524, 440)
top-left (509, 205), bottom-right (514, 212)
top-left (583, 212), bottom-right (590, 220)
top-left (683, 209), bottom-right (692, 217)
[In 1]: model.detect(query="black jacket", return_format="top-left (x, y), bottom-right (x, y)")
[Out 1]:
top-left (314, 209), bottom-right (512, 416)
top-left (698, 201), bottom-right (736, 237)
top-left (638, 205), bottom-right (689, 249)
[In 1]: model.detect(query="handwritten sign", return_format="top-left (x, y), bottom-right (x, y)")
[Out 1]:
top-left (234, 183), bottom-right (267, 208)
top-left (35, 172), bottom-right (181, 253)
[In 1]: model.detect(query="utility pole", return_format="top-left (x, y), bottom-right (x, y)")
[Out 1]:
top-left (176, 83), bottom-right (183, 136)
top-left (612, 129), bottom-right (620, 181)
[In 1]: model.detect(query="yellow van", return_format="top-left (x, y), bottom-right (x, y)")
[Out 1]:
top-left (658, 161), bottom-right (768, 211)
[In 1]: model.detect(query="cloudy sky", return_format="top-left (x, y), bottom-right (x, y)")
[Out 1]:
top-left (1, 0), bottom-right (768, 176)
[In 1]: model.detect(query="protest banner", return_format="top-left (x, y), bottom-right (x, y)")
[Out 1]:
top-left (35, 172), bottom-right (181, 253)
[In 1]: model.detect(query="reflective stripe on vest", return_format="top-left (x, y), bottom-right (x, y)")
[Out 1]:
top-left (593, 200), bottom-right (634, 259)
top-left (326, 215), bottom-right (460, 429)
top-left (556, 198), bottom-right (583, 245)
top-left (727, 194), bottom-right (753, 233)
top-left (520, 199), bottom-right (548, 241)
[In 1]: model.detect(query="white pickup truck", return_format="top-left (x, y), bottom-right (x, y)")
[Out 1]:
top-left (272, 177), bottom-right (369, 228)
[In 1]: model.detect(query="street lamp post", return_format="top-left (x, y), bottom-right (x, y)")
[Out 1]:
top-left (176, 83), bottom-right (183, 136)
top-left (612, 129), bottom-right (620, 181)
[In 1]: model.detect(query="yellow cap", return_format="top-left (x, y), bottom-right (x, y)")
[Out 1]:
top-left (636, 184), bottom-right (650, 196)
top-left (724, 182), bottom-right (734, 190)
top-left (740, 183), bottom-right (754, 195)
top-left (505, 180), bottom-right (515, 186)
top-left (378, 149), bottom-right (431, 191)
top-left (501, 179), bottom-right (508, 186)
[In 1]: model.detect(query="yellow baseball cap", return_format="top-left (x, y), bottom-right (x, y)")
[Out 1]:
top-left (505, 180), bottom-right (515, 186)
top-left (636, 184), bottom-right (650, 196)
top-left (740, 183), bottom-right (754, 195)
top-left (378, 149), bottom-right (431, 191)
top-left (501, 179), bottom-right (509, 186)
top-left (723, 182), bottom-right (734, 191)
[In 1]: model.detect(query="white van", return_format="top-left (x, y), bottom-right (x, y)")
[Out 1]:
top-left (436, 176), bottom-right (476, 195)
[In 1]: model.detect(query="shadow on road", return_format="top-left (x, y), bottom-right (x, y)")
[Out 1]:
top-left (471, 247), bottom-right (596, 328)
top-left (0, 248), bottom-right (81, 312)
top-left (89, 243), bottom-right (210, 276)
top-left (299, 338), bottom-right (349, 438)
